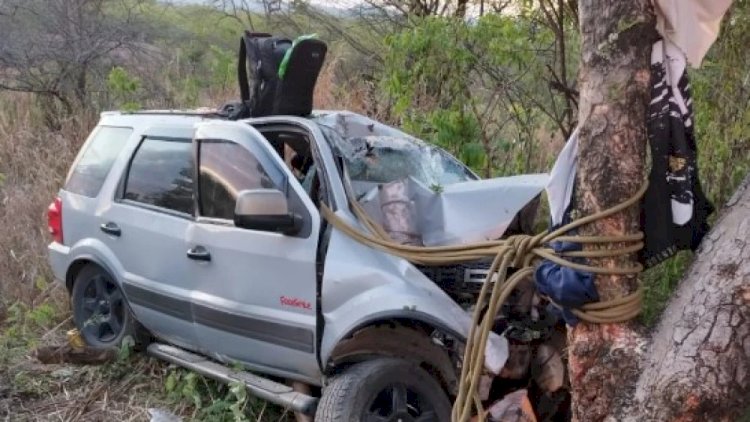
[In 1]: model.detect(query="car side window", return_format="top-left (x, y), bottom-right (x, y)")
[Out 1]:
top-left (198, 140), bottom-right (275, 220)
top-left (123, 138), bottom-right (194, 215)
top-left (65, 126), bottom-right (132, 197)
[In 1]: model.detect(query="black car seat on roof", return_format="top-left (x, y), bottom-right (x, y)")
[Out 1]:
top-left (222, 32), bottom-right (327, 120)
top-left (273, 36), bottom-right (328, 116)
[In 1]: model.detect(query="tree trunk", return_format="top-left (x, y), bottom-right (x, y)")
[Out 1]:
top-left (569, 1), bottom-right (655, 421)
top-left (456, 0), bottom-right (468, 17)
top-left (622, 174), bottom-right (750, 421)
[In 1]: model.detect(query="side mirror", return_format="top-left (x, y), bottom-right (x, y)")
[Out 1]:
top-left (234, 189), bottom-right (303, 235)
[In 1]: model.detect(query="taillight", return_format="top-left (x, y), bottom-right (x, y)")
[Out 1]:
top-left (47, 197), bottom-right (63, 244)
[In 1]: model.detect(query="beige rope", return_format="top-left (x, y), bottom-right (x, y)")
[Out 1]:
top-left (319, 183), bottom-right (647, 421)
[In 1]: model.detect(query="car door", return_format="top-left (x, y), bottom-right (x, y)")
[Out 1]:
top-left (99, 129), bottom-right (200, 351)
top-left (186, 121), bottom-right (320, 380)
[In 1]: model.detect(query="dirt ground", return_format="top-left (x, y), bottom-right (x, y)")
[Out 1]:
top-left (0, 291), bottom-right (290, 422)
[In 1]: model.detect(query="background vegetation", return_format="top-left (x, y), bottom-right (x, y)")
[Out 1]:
top-left (0, 0), bottom-right (748, 419)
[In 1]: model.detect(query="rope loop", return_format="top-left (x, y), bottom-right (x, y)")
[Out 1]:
top-left (319, 183), bottom-right (648, 422)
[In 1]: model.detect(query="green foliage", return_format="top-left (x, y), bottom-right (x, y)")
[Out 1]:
top-left (107, 66), bottom-right (141, 111)
top-left (1, 1), bottom-right (749, 417)
top-left (163, 368), bottom-right (288, 421)
top-left (27, 302), bottom-right (56, 329)
top-left (640, 251), bottom-right (693, 326)
top-left (118, 335), bottom-right (136, 361)
top-left (740, 405), bottom-right (750, 422)
top-left (690, 4), bottom-right (750, 207)
top-left (380, 6), bottom-right (748, 327)
top-left (381, 14), bottom-right (568, 176)
top-left (210, 45), bottom-right (236, 90)
top-left (0, 300), bottom-right (67, 366)
top-left (383, 19), bottom-right (474, 172)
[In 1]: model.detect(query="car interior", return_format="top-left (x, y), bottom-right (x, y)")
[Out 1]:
top-left (256, 127), bottom-right (324, 209)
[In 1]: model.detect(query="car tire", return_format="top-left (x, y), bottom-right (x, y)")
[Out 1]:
top-left (71, 264), bottom-right (148, 349)
top-left (316, 358), bottom-right (451, 422)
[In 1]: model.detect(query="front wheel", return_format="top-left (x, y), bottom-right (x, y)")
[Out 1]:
top-left (316, 358), bottom-right (451, 422)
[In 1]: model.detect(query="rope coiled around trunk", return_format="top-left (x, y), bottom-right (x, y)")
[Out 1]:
top-left (319, 183), bottom-right (647, 422)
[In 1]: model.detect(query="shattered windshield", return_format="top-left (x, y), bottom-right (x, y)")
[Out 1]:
top-left (314, 112), bottom-right (477, 187)
top-left (341, 136), bottom-right (475, 186)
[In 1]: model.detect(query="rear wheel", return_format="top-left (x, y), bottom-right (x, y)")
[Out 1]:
top-left (316, 358), bottom-right (451, 422)
top-left (71, 265), bottom-right (146, 349)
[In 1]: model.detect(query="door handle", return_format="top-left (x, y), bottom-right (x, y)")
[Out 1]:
top-left (100, 222), bottom-right (121, 237)
top-left (187, 246), bottom-right (211, 262)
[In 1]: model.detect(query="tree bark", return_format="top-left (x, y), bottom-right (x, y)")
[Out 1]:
top-left (622, 174), bottom-right (750, 422)
top-left (569, 1), bottom-right (655, 421)
top-left (456, 0), bottom-right (468, 17)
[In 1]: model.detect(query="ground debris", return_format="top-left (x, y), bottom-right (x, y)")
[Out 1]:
top-left (479, 290), bottom-right (571, 421)
top-left (32, 344), bottom-right (116, 365)
top-left (149, 407), bottom-right (183, 422)
top-left (531, 344), bottom-right (565, 393)
top-left (477, 389), bottom-right (537, 422)
top-left (499, 343), bottom-right (531, 379)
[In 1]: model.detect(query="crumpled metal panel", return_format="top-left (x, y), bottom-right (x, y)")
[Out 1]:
top-left (360, 174), bottom-right (548, 246)
top-left (319, 208), bottom-right (510, 374)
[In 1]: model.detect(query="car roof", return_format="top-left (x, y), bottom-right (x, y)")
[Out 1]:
top-left (98, 110), bottom-right (221, 129)
top-left (97, 109), bottom-right (385, 128)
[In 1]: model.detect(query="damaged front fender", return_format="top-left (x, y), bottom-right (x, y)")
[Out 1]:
top-left (319, 217), bottom-right (509, 377)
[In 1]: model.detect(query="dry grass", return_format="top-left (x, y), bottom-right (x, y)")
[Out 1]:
top-left (0, 94), bottom-right (94, 303)
top-left (0, 94), bottom-right (175, 421)
top-left (314, 55), bottom-right (384, 119)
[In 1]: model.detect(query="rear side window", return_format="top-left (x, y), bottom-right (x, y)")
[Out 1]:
top-left (65, 126), bottom-right (132, 197)
top-left (124, 138), bottom-right (194, 215)
top-left (199, 140), bottom-right (275, 220)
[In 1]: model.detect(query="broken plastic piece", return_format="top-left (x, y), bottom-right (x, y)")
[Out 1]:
top-left (487, 389), bottom-right (537, 422)
top-left (484, 330), bottom-right (510, 375)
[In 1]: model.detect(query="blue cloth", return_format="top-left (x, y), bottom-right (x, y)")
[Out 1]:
top-left (534, 238), bottom-right (598, 325)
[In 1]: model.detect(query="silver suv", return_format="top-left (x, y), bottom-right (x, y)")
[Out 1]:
top-left (48, 110), bottom-right (522, 421)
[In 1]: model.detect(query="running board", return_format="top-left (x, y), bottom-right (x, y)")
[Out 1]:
top-left (147, 343), bottom-right (318, 415)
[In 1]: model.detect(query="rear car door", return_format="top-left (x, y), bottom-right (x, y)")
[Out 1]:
top-left (99, 130), bottom-right (200, 350)
top-left (186, 121), bottom-right (321, 380)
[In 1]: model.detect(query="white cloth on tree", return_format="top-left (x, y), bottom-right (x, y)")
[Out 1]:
top-left (653, 0), bottom-right (733, 67)
top-left (546, 128), bottom-right (578, 227)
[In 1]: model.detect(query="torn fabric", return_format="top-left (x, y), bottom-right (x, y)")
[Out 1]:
top-left (653, 0), bottom-right (733, 67)
top-left (535, 129), bottom-right (597, 326)
top-left (641, 38), bottom-right (714, 268)
top-left (546, 128), bottom-right (578, 227)
top-left (535, 240), bottom-right (597, 325)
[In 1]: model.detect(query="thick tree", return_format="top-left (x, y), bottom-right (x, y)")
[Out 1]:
top-left (571, 1), bottom-right (749, 421)
top-left (569, 0), bottom-right (654, 419)
top-left (627, 174), bottom-right (750, 421)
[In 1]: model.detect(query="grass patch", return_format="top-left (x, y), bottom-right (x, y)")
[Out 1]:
top-left (0, 294), bottom-right (292, 421)
top-left (163, 368), bottom-right (292, 421)
top-left (640, 251), bottom-right (692, 327)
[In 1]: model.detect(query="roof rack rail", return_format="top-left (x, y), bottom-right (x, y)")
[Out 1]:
top-left (123, 109), bottom-right (230, 119)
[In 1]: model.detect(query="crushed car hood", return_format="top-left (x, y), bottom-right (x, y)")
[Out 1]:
top-left (359, 175), bottom-right (548, 246)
